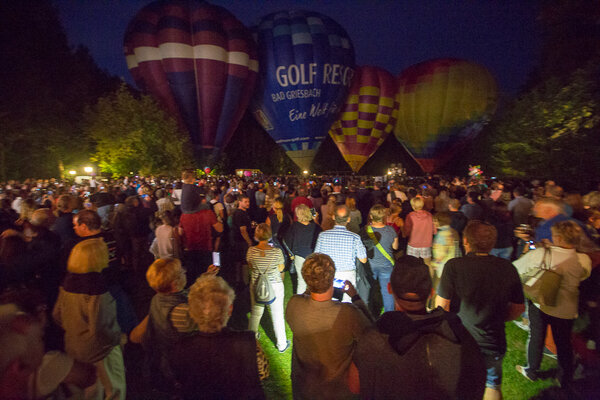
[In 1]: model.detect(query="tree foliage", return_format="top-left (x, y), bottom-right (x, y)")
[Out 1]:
top-left (488, 61), bottom-right (600, 186)
top-left (85, 84), bottom-right (193, 177)
top-left (0, 0), bottom-right (119, 180)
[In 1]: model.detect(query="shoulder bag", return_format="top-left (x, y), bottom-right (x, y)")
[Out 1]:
top-left (522, 246), bottom-right (562, 307)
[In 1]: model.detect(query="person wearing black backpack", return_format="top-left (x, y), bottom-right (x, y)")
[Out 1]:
top-left (354, 256), bottom-right (485, 399)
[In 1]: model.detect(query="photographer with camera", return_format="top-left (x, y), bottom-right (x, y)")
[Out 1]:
top-left (285, 253), bottom-right (373, 400)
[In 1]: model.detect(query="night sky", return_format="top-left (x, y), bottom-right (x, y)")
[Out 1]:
top-left (54, 0), bottom-right (540, 96)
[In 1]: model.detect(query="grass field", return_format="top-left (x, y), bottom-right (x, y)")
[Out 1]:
top-left (254, 274), bottom-right (561, 400)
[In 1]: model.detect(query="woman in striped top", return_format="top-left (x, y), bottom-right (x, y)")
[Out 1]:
top-left (247, 223), bottom-right (290, 352)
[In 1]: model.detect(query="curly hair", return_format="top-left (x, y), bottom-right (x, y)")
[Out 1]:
top-left (551, 220), bottom-right (583, 247)
top-left (188, 275), bottom-right (235, 333)
top-left (301, 253), bottom-right (335, 294)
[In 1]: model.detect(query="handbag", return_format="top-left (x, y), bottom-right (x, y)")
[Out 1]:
top-left (522, 246), bottom-right (562, 307)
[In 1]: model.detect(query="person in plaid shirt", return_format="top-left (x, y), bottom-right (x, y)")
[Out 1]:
top-left (315, 205), bottom-right (367, 302)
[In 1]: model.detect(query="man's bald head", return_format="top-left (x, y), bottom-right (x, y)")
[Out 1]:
top-left (334, 205), bottom-right (350, 225)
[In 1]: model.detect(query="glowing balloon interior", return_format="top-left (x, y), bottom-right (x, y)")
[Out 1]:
top-left (329, 66), bottom-right (398, 172)
top-left (252, 10), bottom-right (355, 170)
top-left (124, 0), bottom-right (258, 157)
top-left (393, 58), bottom-right (498, 173)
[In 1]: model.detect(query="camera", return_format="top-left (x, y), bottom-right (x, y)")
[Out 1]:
top-left (528, 240), bottom-right (536, 250)
top-left (310, 208), bottom-right (317, 218)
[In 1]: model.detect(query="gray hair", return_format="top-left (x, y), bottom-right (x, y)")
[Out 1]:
top-left (188, 275), bottom-right (235, 333)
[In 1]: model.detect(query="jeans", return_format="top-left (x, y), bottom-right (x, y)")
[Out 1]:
top-left (249, 280), bottom-right (287, 350)
top-left (526, 300), bottom-right (574, 386)
top-left (372, 267), bottom-right (394, 312)
top-left (293, 255), bottom-right (307, 294)
top-left (483, 353), bottom-right (504, 389)
top-left (490, 246), bottom-right (513, 260)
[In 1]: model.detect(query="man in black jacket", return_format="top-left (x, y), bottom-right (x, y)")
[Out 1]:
top-left (355, 256), bottom-right (485, 400)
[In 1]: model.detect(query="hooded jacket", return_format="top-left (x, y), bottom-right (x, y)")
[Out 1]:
top-left (355, 308), bottom-right (485, 400)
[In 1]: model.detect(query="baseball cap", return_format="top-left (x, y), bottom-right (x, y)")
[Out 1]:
top-left (390, 256), bottom-right (432, 302)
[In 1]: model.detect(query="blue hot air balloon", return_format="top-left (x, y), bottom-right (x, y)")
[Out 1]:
top-left (252, 10), bottom-right (355, 170)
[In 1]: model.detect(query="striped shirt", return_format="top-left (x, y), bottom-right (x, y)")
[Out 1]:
top-left (246, 246), bottom-right (284, 283)
top-left (315, 225), bottom-right (367, 272)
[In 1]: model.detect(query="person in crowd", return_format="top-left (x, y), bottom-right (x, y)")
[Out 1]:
top-left (320, 194), bottom-right (337, 231)
top-left (449, 198), bottom-right (468, 239)
top-left (513, 221), bottom-right (591, 389)
top-left (460, 191), bottom-right (484, 220)
top-left (129, 258), bottom-right (194, 390)
top-left (113, 195), bottom-right (153, 273)
top-left (345, 196), bottom-right (362, 234)
top-left (386, 182), bottom-right (408, 205)
top-left (53, 238), bottom-right (125, 399)
top-left (180, 170), bottom-right (205, 214)
top-left (354, 255), bottom-right (485, 400)
top-left (315, 205), bottom-right (367, 302)
top-left (291, 186), bottom-right (313, 217)
top-left (0, 289), bottom-right (97, 399)
top-left (403, 197), bottom-right (436, 264)
top-left (436, 220), bottom-right (525, 400)
top-left (431, 211), bottom-right (461, 290)
top-left (150, 210), bottom-right (182, 259)
top-left (434, 188), bottom-right (451, 213)
top-left (51, 194), bottom-right (77, 244)
top-left (385, 202), bottom-right (404, 236)
top-left (231, 194), bottom-right (254, 286)
top-left (487, 201), bottom-right (514, 260)
top-left (370, 181), bottom-right (386, 206)
top-left (179, 194), bottom-right (222, 281)
top-left (155, 188), bottom-right (174, 214)
top-left (0, 304), bottom-right (46, 399)
top-left (285, 204), bottom-right (321, 294)
top-left (285, 253), bottom-right (372, 400)
top-left (171, 274), bottom-right (268, 400)
top-left (360, 204), bottom-right (399, 313)
top-left (247, 223), bottom-right (289, 352)
top-left (91, 186), bottom-right (116, 227)
top-left (0, 198), bottom-right (18, 233)
top-left (509, 186), bottom-right (534, 226)
top-left (265, 197), bottom-right (291, 252)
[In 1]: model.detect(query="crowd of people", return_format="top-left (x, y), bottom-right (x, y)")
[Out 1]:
top-left (1, 171), bottom-right (600, 399)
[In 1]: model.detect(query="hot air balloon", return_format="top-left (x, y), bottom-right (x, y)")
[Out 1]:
top-left (252, 10), bottom-right (355, 171)
top-left (329, 66), bottom-right (398, 173)
top-left (123, 0), bottom-right (258, 160)
top-left (393, 58), bottom-right (498, 173)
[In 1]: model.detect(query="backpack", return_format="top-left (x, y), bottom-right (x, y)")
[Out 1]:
top-left (254, 254), bottom-right (276, 305)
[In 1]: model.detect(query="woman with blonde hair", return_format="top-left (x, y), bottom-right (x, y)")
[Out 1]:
top-left (402, 197), bottom-right (436, 264)
top-left (514, 221), bottom-right (592, 388)
top-left (53, 238), bottom-right (125, 399)
top-left (247, 223), bottom-right (289, 352)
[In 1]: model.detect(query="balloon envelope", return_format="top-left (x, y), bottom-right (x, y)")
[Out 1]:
top-left (252, 10), bottom-right (355, 170)
top-left (124, 0), bottom-right (258, 156)
top-left (329, 66), bottom-right (398, 172)
top-left (393, 58), bottom-right (498, 173)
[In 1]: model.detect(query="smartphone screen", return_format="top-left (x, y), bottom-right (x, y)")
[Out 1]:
top-left (212, 252), bottom-right (221, 266)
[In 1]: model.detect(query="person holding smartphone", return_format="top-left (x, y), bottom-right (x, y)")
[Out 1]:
top-left (286, 253), bottom-right (373, 400)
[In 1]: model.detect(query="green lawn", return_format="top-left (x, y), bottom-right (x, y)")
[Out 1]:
top-left (254, 274), bottom-right (560, 400)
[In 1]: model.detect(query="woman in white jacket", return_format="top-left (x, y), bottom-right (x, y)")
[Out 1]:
top-left (513, 221), bottom-right (591, 389)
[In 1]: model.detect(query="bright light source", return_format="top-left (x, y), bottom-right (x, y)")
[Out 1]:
top-left (84, 166), bottom-right (93, 174)
top-left (303, 170), bottom-right (308, 175)
top-left (387, 170), bottom-right (392, 175)
top-left (68, 170), bottom-right (76, 175)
